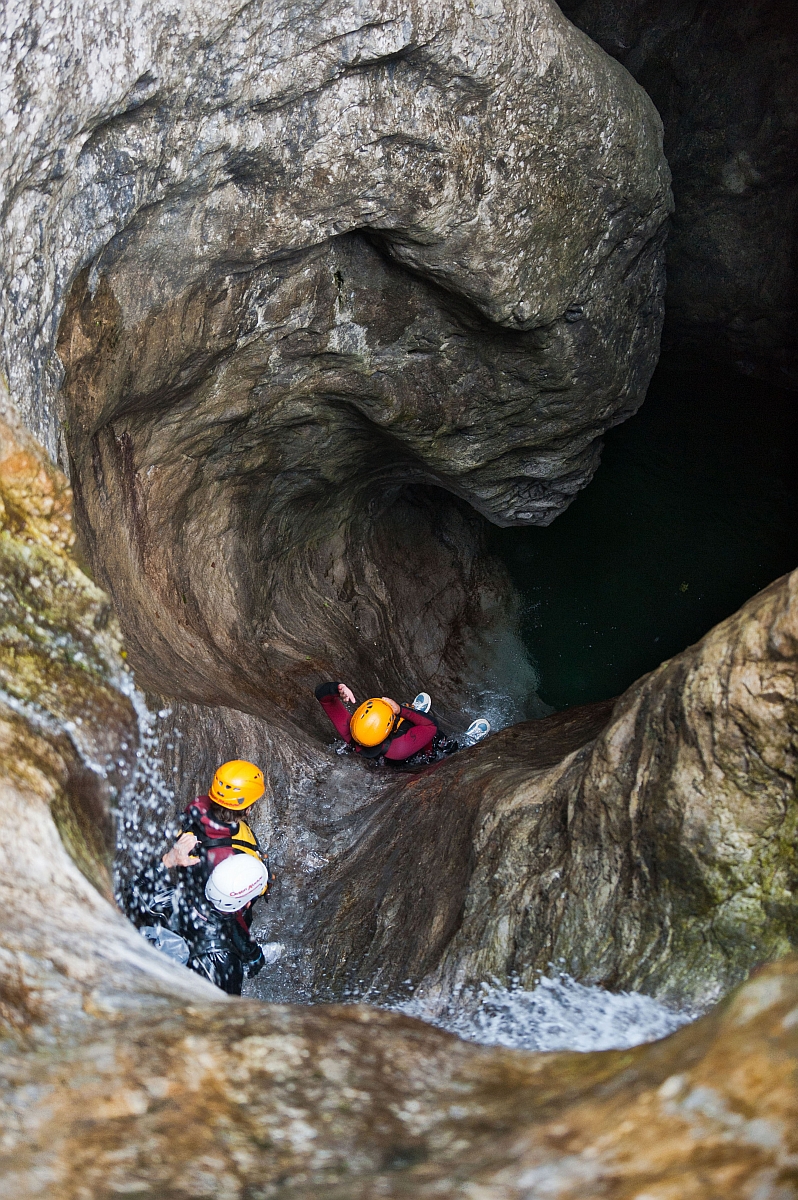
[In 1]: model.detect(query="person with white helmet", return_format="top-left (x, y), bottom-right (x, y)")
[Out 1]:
top-left (131, 844), bottom-right (269, 995)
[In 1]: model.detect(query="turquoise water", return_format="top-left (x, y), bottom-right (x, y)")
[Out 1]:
top-left (489, 358), bottom-right (798, 712)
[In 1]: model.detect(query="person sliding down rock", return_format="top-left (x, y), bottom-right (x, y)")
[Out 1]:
top-left (315, 683), bottom-right (490, 764)
top-left (132, 838), bottom-right (268, 995)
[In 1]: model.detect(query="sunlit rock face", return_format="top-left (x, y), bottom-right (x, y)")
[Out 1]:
top-left (560, 0), bottom-right (798, 388)
top-left (305, 569), bottom-right (798, 1010)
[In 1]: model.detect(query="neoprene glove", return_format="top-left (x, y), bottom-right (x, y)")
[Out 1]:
top-left (243, 947), bottom-right (265, 977)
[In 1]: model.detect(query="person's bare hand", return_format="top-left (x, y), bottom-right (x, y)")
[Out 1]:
top-left (162, 832), bottom-right (199, 869)
top-left (381, 696), bottom-right (400, 716)
top-left (338, 684), bottom-right (356, 704)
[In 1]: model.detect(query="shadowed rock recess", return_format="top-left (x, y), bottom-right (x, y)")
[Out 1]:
top-left (560, 0), bottom-right (798, 387)
top-left (1, 0), bottom-right (797, 1193)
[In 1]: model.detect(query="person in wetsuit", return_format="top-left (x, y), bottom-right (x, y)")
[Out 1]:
top-left (131, 759), bottom-right (270, 994)
top-left (132, 836), bottom-right (267, 995)
top-left (179, 758), bottom-right (268, 875)
top-left (315, 682), bottom-right (464, 764)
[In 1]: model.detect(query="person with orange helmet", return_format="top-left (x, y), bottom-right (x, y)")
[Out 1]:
top-left (316, 682), bottom-right (439, 762)
top-left (174, 759), bottom-right (268, 875)
top-left (130, 760), bottom-right (270, 994)
top-left (315, 682), bottom-right (490, 763)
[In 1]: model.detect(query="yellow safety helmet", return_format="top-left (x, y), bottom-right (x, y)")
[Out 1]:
top-left (350, 698), bottom-right (396, 748)
top-left (209, 760), bottom-right (265, 810)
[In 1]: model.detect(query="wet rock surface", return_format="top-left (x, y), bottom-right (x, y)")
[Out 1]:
top-left (6, 0), bottom-right (670, 789)
top-left (304, 571), bottom-right (798, 1009)
top-left (43, 1), bottom-right (670, 771)
top-left (2, 407), bottom-right (796, 1195)
top-left (0, 386), bottom-right (220, 1037)
top-left (560, 0), bottom-right (798, 387)
top-left (1, 0), bottom-right (796, 1193)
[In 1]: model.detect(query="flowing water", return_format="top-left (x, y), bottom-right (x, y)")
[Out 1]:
top-left (490, 358), bottom-right (798, 711)
top-left (394, 974), bottom-right (695, 1051)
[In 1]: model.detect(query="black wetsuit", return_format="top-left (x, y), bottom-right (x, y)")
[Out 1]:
top-left (131, 861), bottom-right (265, 995)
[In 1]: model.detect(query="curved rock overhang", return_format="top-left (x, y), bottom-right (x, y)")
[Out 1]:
top-left (37, 4), bottom-right (670, 749)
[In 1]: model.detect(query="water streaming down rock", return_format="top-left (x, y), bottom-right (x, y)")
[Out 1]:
top-left (112, 696), bottom-right (178, 903)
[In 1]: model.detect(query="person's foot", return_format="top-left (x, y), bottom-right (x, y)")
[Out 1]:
top-left (463, 718), bottom-right (490, 745)
top-left (412, 692), bottom-right (432, 713)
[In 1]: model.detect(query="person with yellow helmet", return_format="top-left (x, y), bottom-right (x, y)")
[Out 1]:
top-left (175, 759), bottom-right (268, 875)
top-left (129, 760), bottom-right (270, 994)
top-left (315, 682), bottom-right (489, 763)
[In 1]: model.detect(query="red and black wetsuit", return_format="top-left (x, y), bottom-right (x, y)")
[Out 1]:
top-left (315, 681), bottom-right (438, 761)
top-left (179, 795), bottom-right (267, 939)
top-left (180, 795), bottom-right (261, 871)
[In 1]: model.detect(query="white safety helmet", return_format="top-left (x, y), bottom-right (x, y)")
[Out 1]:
top-left (205, 854), bottom-right (269, 913)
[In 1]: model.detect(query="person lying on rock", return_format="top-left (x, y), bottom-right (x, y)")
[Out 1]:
top-left (133, 843), bottom-right (268, 995)
top-left (315, 683), bottom-right (490, 764)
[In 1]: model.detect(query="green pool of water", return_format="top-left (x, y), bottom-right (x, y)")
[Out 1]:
top-left (489, 357), bottom-right (798, 712)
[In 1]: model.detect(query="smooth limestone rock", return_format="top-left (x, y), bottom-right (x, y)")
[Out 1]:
top-left (0, 386), bottom-right (221, 1033)
top-left (4, 0), bottom-right (671, 462)
top-left (3, 2), bottom-right (795, 1191)
top-left (304, 569), bottom-right (798, 1010)
top-left (560, 0), bottom-right (798, 388)
top-left (0, 381), bottom-right (796, 1196)
top-left (3, 0), bottom-right (670, 779)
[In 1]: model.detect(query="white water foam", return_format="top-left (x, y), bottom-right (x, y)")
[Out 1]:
top-left (394, 974), bottom-right (695, 1052)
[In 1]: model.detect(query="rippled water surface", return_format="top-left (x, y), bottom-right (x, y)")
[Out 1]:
top-left (395, 974), bottom-right (695, 1051)
top-left (490, 358), bottom-right (798, 710)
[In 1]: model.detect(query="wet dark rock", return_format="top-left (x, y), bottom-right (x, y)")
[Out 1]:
top-left (304, 572), bottom-right (798, 1009)
top-left (1, 374), bottom-right (797, 1198)
top-left (560, 0), bottom-right (798, 387)
top-left (1, 2), bottom-right (795, 1192)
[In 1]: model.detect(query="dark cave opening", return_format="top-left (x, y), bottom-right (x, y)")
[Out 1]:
top-left (489, 353), bottom-right (798, 711)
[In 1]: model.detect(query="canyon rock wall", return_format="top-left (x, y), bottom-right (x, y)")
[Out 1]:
top-left (0, 388), bottom-right (221, 1033)
top-left (560, 0), bottom-right (798, 388)
top-left (3, 0), bottom-right (670, 757)
top-left (3, 2), bottom-right (796, 1192)
top-left (0, 418), bottom-right (796, 1192)
top-left (3, 953), bottom-right (798, 1198)
top-left (305, 568), bottom-right (798, 1009)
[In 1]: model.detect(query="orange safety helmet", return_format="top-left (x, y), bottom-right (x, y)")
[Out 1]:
top-left (350, 698), bottom-right (396, 748)
top-left (209, 760), bottom-right (265, 810)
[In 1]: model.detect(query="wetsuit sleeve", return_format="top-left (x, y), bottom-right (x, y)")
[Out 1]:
top-left (315, 681), bottom-right (353, 743)
top-left (384, 706), bottom-right (437, 762)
